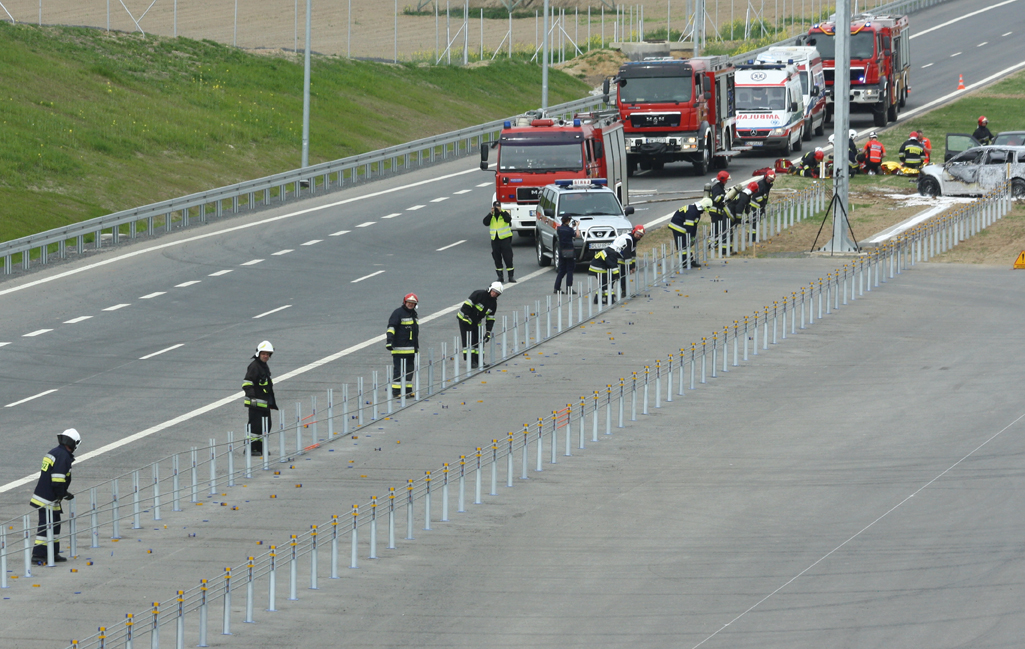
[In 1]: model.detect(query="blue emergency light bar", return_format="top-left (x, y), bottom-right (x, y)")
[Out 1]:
top-left (504, 120), bottom-right (512, 128)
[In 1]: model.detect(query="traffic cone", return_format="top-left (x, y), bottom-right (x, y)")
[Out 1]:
top-left (957, 74), bottom-right (966, 91)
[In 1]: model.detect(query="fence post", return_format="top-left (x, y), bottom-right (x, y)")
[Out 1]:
top-left (222, 567), bottom-right (232, 634)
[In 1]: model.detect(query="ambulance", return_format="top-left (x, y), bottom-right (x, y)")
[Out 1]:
top-left (756, 46), bottom-right (827, 141)
top-left (734, 61), bottom-right (806, 155)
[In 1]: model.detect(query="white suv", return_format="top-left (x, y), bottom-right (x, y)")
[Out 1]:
top-left (534, 179), bottom-right (635, 267)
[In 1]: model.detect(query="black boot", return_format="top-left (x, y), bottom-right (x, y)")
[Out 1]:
top-left (496, 270), bottom-right (505, 283)
top-left (507, 270), bottom-right (516, 283)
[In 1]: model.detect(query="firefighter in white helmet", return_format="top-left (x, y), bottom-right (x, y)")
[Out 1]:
top-left (242, 341), bottom-right (277, 456)
top-left (456, 282), bottom-right (502, 369)
top-left (29, 429), bottom-right (81, 564)
top-left (386, 293), bottom-right (420, 398)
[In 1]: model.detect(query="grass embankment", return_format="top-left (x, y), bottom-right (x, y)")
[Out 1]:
top-left (0, 22), bottom-right (590, 243)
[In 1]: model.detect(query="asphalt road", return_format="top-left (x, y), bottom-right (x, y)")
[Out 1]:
top-left (1, 0), bottom-right (1022, 508)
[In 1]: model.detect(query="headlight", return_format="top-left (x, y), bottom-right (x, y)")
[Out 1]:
top-left (617, 228), bottom-right (630, 235)
top-left (769, 128), bottom-right (786, 137)
top-left (684, 137), bottom-right (697, 144)
top-left (862, 89), bottom-right (878, 99)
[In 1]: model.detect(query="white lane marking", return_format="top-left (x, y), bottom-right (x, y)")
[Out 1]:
top-left (476, 182), bottom-right (492, 187)
top-left (950, 51), bottom-right (962, 57)
top-left (911, 0), bottom-right (1020, 39)
top-left (922, 63), bottom-right (934, 69)
top-left (140, 292), bottom-right (166, 299)
top-left (272, 249), bottom-right (294, 256)
top-left (436, 240), bottom-right (467, 251)
top-left (356, 221), bottom-right (375, 228)
top-left (301, 239), bottom-right (322, 246)
top-left (0, 165), bottom-right (482, 300)
top-left (103, 304), bottom-right (130, 311)
top-left (1003, 31), bottom-right (1014, 36)
top-left (240, 259), bottom-right (264, 266)
top-left (900, 58), bottom-right (1025, 120)
top-left (64, 316), bottom-right (93, 323)
top-left (453, 189), bottom-right (472, 195)
top-left (351, 270), bottom-right (385, 283)
top-left (253, 305), bottom-right (292, 319)
top-left (407, 205), bottom-right (425, 211)
top-left (140, 343), bottom-right (184, 360)
top-left (23, 329), bottom-right (53, 337)
top-left (209, 270), bottom-right (233, 276)
top-left (329, 229), bottom-right (351, 237)
top-left (978, 41), bottom-right (988, 47)
top-left (5, 389), bottom-right (59, 408)
top-left (430, 196), bottom-right (449, 203)
top-left (175, 280), bottom-right (201, 287)
top-left (381, 213), bottom-right (402, 219)
top-left (0, 342), bottom-right (10, 347)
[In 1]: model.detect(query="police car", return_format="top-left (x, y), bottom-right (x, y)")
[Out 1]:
top-left (534, 179), bottom-right (636, 267)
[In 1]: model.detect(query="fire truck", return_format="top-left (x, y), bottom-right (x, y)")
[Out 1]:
top-left (604, 55), bottom-right (737, 175)
top-left (802, 13), bottom-right (911, 127)
top-left (479, 113), bottom-right (628, 237)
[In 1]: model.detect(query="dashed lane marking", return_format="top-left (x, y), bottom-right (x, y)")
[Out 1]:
top-left (329, 230), bottom-right (351, 237)
top-left (272, 249), bottom-right (294, 256)
top-left (23, 329), bottom-right (53, 337)
top-left (209, 270), bottom-right (233, 276)
top-left (430, 197), bottom-right (449, 203)
top-left (453, 189), bottom-right (472, 195)
top-left (240, 259), bottom-right (264, 266)
top-left (407, 205), bottom-right (425, 211)
top-left (175, 280), bottom-right (202, 287)
top-left (301, 239), bottom-right (322, 246)
top-left (978, 41), bottom-right (988, 46)
top-left (253, 305), bottom-right (292, 319)
top-left (381, 213), bottom-right (401, 219)
top-left (64, 316), bottom-right (93, 323)
top-left (5, 389), bottom-right (58, 408)
top-left (0, 342), bottom-right (10, 347)
top-left (140, 292), bottom-right (166, 299)
top-left (922, 63), bottom-right (934, 68)
top-left (950, 51), bottom-right (962, 57)
top-left (436, 240), bottom-right (466, 251)
top-left (476, 182), bottom-right (492, 187)
top-left (356, 221), bottom-right (376, 228)
top-left (102, 304), bottom-right (130, 312)
top-left (911, 0), bottom-right (1020, 39)
top-left (140, 344), bottom-right (184, 360)
top-left (351, 270), bottom-right (385, 283)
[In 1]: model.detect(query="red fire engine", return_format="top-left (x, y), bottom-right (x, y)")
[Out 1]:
top-left (804, 13), bottom-right (910, 127)
top-left (604, 55), bottom-right (737, 175)
top-left (479, 113), bottom-right (628, 237)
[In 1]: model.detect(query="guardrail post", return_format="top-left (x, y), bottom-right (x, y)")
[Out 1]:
top-left (267, 547), bottom-right (277, 612)
top-left (112, 478), bottom-right (121, 540)
top-left (369, 498), bottom-right (378, 559)
top-left (310, 526), bottom-right (319, 589)
top-left (289, 536), bottom-right (298, 601)
top-left (388, 488), bottom-right (397, 549)
top-left (406, 480), bottom-right (416, 539)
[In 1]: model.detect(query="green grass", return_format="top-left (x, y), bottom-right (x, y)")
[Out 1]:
top-left (0, 22), bottom-right (590, 243)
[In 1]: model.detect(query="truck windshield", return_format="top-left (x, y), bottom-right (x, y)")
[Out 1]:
top-left (619, 76), bottom-right (693, 104)
top-left (558, 193), bottom-right (623, 218)
top-left (809, 31), bottom-right (875, 60)
top-left (498, 143), bottom-right (584, 172)
top-left (736, 86), bottom-right (787, 111)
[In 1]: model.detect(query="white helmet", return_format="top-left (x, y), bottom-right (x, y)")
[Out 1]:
top-left (256, 340), bottom-right (274, 355)
top-left (488, 281), bottom-right (503, 295)
top-left (698, 197), bottom-right (714, 212)
top-left (849, 129), bottom-right (857, 139)
top-left (828, 134), bottom-right (835, 144)
top-left (58, 428), bottom-right (82, 451)
top-left (869, 131), bottom-right (878, 139)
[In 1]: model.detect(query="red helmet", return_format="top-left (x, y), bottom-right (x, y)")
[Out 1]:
top-left (403, 293), bottom-right (419, 305)
top-left (765, 171), bottom-right (775, 183)
top-left (909, 131), bottom-right (918, 140)
top-left (715, 170), bottom-right (730, 183)
top-left (747, 182), bottom-right (759, 193)
top-left (978, 115), bottom-right (988, 126)
top-left (814, 149), bottom-right (824, 161)
top-left (631, 224), bottom-right (645, 238)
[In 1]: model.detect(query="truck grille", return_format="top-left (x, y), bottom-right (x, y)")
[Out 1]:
top-left (824, 68), bottom-right (867, 84)
top-left (516, 186), bottom-right (541, 203)
top-left (585, 226), bottom-right (616, 239)
top-left (629, 113), bottom-right (680, 128)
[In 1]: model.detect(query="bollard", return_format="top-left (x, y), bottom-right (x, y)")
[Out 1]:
top-left (475, 448), bottom-right (484, 505)
top-left (370, 498), bottom-right (379, 559)
top-left (701, 339), bottom-right (707, 384)
top-left (492, 440), bottom-right (501, 492)
top-left (536, 419), bottom-right (544, 473)
top-left (666, 356), bottom-right (673, 402)
top-left (406, 480), bottom-right (416, 539)
top-left (655, 362), bottom-right (661, 409)
top-left (45, 507), bottom-right (55, 567)
top-left (388, 488), bottom-right (397, 549)
top-left (176, 591), bottom-right (185, 649)
top-left (190, 448), bottom-right (198, 504)
top-left (310, 526), bottom-right (319, 589)
top-left (619, 379), bottom-right (627, 427)
top-left (605, 387), bottom-right (612, 435)
top-left (244, 559), bottom-right (254, 623)
top-left (351, 505), bottom-right (359, 568)
top-left (459, 457), bottom-right (467, 513)
top-left (331, 515), bottom-right (340, 577)
top-left (643, 366), bottom-right (650, 414)
top-left (223, 567), bottom-right (232, 634)
top-left (523, 425), bottom-right (532, 477)
top-left (197, 580), bottom-right (209, 647)
top-left (267, 547), bottom-right (277, 612)
top-left (328, 388), bottom-right (335, 437)
top-left (112, 478), bottom-right (122, 540)
top-left (591, 393), bottom-right (599, 442)
top-left (152, 602), bottom-right (160, 649)
top-left (207, 441), bottom-right (216, 499)
top-left (711, 333), bottom-right (717, 379)
top-left (288, 536), bottom-right (298, 601)
top-left (425, 472), bottom-right (433, 529)
top-left (690, 343), bottom-right (697, 390)
top-left (22, 515), bottom-right (31, 578)
top-left (631, 372), bottom-right (638, 421)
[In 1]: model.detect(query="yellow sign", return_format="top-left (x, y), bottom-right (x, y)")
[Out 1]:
top-left (1015, 251), bottom-right (1025, 269)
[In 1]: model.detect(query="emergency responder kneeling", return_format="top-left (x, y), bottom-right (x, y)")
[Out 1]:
top-left (615, 224), bottom-right (645, 295)
top-left (485, 201), bottom-right (515, 284)
top-left (243, 341), bottom-right (277, 456)
top-left (457, 282), bottom-right (502, 369)
top-left (798, 148), bottom-right (825, 177)
top-left (863, 131), bottom-right (886, 175)
top-left (669, 197), bottom-right (709, 267)
top-left (30, 428), bottom-right (81, 564)
top-left (898, 132), bottom-right (925, 170)
top-left (386, 293), bottom-right (419, 398)
top-left (589, 239), bottom-right (623, 304)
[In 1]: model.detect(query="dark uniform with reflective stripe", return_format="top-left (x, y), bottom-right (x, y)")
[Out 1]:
top-left (243, 357), bottom-right (277, 455)
top-left (457, 289), bottom-right (498, 367)
top-left (30, 444), bottom-right (74, 561)
top-left (797, 150), bottom-right (821, 177)
top-left (485, 208), bottom-right (514, 283)
top-left (588, 246), bottom-right (621, 302)
top-left (614, 233), bottom-right (640, 294)
top-left (386, 304), bottom-right (419, 396)
top-left (708, 179), bottom-right (732, 249)
top-left (972, 125), bottom-right (994, 146)
top-left (898, 138), bottom-right (925, 169)
top-left (669, 203), bottom-right (702, 257)
top-left (728, 190), bottom-right (754, 231)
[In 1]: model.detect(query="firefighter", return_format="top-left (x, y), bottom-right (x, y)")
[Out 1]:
top-left (30, 428), bottom-right (80, 564)
top-left (863, 131), bottom-right (886, 174)
top-left (588, 241), bottom-right (622, 304)
top-left (386, 293), bottom-right (419, 398)
top-left (798, 148), bottom-right (825, 177)
top-left (457, 282), bottom-right (501, 369)
top-left (668, 198), bottom-right (707, 268)
top-left (615, 224), bottom-right (645, 294)
top-left (752, 171), bottom-right (774, 214)
top-left (707, 171), bottom-right (732, 251)
top-left (484, 200), bottom-right (515, 283)
top-left (243, 341), bottom-right (278, 456)
top-left (728, 183), bottom-right (758, 233)
top-left (918, 127), bottom-right (932, 164)
top-left (972, 116), bottom-right (994, 145)
top-left (847, 129), bottom-right (860, 175)
top-left (898, 132), bottom-right (925, 170)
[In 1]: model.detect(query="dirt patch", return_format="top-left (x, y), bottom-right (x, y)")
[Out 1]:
top-left (554, 48), bottom-right (628, 86)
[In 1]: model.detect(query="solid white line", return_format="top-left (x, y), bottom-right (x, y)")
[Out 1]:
top-left (351, 270), bottom-right (385, 283)
top-left (301, 239), bottom-right (322, 246)
top-left (950, 51), bottom-right (962, 57)
top-left (140, 292), bottom-right (166, 299)
top-left (430, 197), bottom-right (449, 203)
top-left (453, 189), bottom-right (472, 195)
top-left (911, 0), bottom-right (1019, 39)
top-left (64, 316), bottom-right (93, 323)
top-left (140, 343), bottom-right (184, 360)
top-left (175, 280), bottom-right (201, 287)
top-left (407, 205), bottom-right (425, 211)
top-left (209, 270), bottom-right (233, 276)
top-left (978, 42), bottom-right (988, 47)
top-left (5, 389), bottom-right (59, 408)
top-left (381, 213), bottom-right (401, 219)
top-left (240, 259), bottom-right (264, 266)
top-left (103, 304), bottom-right (130, 312)
top-left (922, 63), bottom-right (934, 69)
top-left (272, 249), bottom-right (294, 256)
top-left (23, 329), bottom-right (53, 337)
top-left (476, 182), bottom-right (492, 187)
top-left (356, 221), bottom-right (375, 228)
top-left (436, 239), bottom-right (466, 251)
top-left (329, 230), bottom-right (351, 237)
top-left (253, 304), bottom-right (292, 319)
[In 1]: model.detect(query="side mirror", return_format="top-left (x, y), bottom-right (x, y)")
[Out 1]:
top-left (790, 102), bottom-right (798, 112)
top-left (624, 206), bottom-right (635, 215)
top-left (602, 79), bottom-right (610, 95)
top-left (543, 207), bottom-right (555, 218)
top-left (811, 87), bottom-right (819, 97)
top-left (884, 50), bottom-right (892, 57)
top-left (480, 142), bottom-right (489, 171)
top-left (704, 91), bottom-right (712, 100)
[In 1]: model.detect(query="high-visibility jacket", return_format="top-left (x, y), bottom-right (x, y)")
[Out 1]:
top-left (243, 357), bottom-right (277, 410)
top-left (30, 445), bottom-right (74, 511)
top-left (386, 305), bottom-right (419, 355)
top-left (898, 139), bottom-right (925, 167)
top-left (669, 204), bottom-right (702, 234)
top-left (457, 289), bottom-right (498, 333)
top-left (864, 139), bottom-right (886, 163)
top-left (921, 137), bottom-right (932, 164)
top-left (483, 209), bottom-right (513, 240)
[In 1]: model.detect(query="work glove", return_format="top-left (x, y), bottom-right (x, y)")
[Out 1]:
top-left (483, 332), bottom-right (492, 343)
top-left (64, 493), bottom-right (75, 501)
top-left (385, 343), bottom-right (392, 351)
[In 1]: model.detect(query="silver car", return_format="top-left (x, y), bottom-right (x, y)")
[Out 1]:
top-left (918, 145), bottom-right (1025, 199)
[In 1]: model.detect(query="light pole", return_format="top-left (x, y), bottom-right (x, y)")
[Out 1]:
top-left (301, 0), bottom-right (312, 169)
top-left (542, 0), bottom-right (550, 112)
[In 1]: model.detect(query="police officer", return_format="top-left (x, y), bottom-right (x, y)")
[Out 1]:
top-left (484, 200), bottom-right (515, 283)
top-left (386, 293), bottom-right (419, 398)
top-left (973, 116), bottom-right (994, 145)
top-left (30, 428), bottom-right (80, 564)
top-left (614, 224), bottom-right (645, 294)
top-left (668, 198), bottom-right (707, 267)
top-left (243, 341), bottom-right (277, 456)
top-left (898, 132), bottom-right (925, 170)
top-left (798, 148), bottom-right (825, 177)
top-left (553, 216), bottom-right (580, 294)
top-left (863, 131), bottom-right (886, 174)
top-left (588, 241), bottom-right (622, 303)
top-left (457, 282), bottom-right (501, 368)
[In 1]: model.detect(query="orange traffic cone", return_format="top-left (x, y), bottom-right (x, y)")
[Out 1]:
top-left (957, 74), bottom-right (966, 90)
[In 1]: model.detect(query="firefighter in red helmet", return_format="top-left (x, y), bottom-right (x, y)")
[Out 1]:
top-left (973, 116), bottom-right (994, 145)
top-left (386, 293), bottom-right (420, 398)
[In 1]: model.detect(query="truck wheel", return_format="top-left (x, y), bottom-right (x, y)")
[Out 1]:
top-left (803, 119), bottom-right (812, 142)
top-left (815, 116), bottom-right (825, 136)
top-left (873, 105), bottom-right (887, 127)
top-left (536, 231), bottom-right (551, 267)
top-left (781, 133), bottom-right (792, 156)
top-left (794, 128), bottom-right (804, 151)
top-left (887, 100), bottom-right (898, 123)
top-left (692, 138), bottom-right (710, 175)
top-left (918, 176), bottom-right (941, 198)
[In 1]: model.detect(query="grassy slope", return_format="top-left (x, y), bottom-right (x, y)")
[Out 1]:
top-left (0, 22), bottom-right (590, 242)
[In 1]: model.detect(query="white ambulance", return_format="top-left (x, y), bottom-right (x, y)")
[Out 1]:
top-left (757, 46), bottom-right (827, 141)
top-left (734, 61), bottom-right (806, 155)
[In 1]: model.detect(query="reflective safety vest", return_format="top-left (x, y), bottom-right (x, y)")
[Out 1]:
top-left (865, 140), bottom-right (885, 163)
top-left (30, 445), bottom-right (74, 511)
top-left (485, 210), bottom-right (513, 240)
top-left (386, 305), bottom-right (419, 354)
